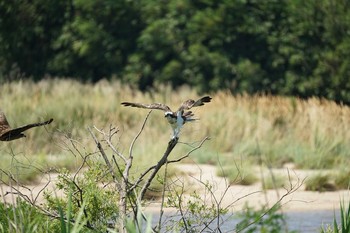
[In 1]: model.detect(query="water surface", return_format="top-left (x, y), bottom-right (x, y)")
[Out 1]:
top-left (149, 209), bottom-right (340, 232)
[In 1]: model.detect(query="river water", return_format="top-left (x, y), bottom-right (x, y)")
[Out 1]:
top-left (148, 209), bottom-right (341, 232)
top-left (285, 210), bottom-right (341, 233)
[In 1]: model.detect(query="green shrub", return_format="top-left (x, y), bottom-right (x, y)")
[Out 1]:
top-left (44, 165), bottom-right (120, 232)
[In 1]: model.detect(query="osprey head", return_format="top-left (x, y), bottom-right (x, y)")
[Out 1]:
top-left (164, 112), bottom-right (177, 125)
top-left (164, 111), bottom-right (173, 117)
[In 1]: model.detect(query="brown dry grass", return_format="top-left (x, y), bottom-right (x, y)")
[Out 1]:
top-left (1, 79), bottom-right (350, 183)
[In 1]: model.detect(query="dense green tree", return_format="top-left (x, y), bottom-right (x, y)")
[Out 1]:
top-left (48, 0), bottom-right (142, 81)
top-left (0, 0), bottom-right (350, 103)
top-left (0, 0), bottom-right (69, 80)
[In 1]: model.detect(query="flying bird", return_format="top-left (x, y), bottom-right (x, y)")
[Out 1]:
top-left (121, 96), bottom-right (212, 138)
top-left (0, 110), bottom-right (53, 141)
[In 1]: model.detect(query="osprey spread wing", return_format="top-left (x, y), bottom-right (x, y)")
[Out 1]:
top-left (0, 110), bottom-right (53, 141)
top-left (121, 96), bottom-right (212, 138)
top-left (120, 102), bottom-right (172, 112)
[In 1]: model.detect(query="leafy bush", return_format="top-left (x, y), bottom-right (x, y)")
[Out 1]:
top-left (44, 165), bottom-right (120, 232)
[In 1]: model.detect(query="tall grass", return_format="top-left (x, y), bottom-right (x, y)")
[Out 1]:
top-left (1, 79), bottom-right (350, 183)
top-left (204, 93), bottom-right (350, 169)
top-left (321, 200), bottom-right (350, 233)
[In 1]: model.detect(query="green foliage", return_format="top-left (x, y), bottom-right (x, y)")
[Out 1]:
top-left (0, 0), bottom-right (142, 81)
top-left (321, 200), bottom-right (350, 233)
top-left (0, 198), bottom-right (51, 233)
top-left (57, 192), bottom-right (88, 233)
top-left (48, 0), bottom-right (142, 81)
top-left (0, 0), bottom-right (70, 80)
top-left (1, 0), bottom-right (350, 102)
top-left (44, 165), bottom-right (120, 231)
top-left (0, 196), bottom-right (91, 233)
top-left (236, 204), bottom-right (297, 233)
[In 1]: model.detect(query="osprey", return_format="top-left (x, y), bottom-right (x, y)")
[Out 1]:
top-left (0, 109), bottom-right (53, 141)
top-left (121, 96), bottom-right (212, 138)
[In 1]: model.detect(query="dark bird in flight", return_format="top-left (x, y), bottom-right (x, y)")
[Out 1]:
top-left (121, 96), bottom-right (212, 138)
top-left (0, 110), bottom-right (53, 141)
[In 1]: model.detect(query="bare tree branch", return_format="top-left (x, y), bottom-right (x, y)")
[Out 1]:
top-left (88, 127), bottom-right (121, 192)
top-left (93, 125), bottom-right (126, 162)
top-left (138, 137), bottom-right (178, 201)
top-left (129, 110), bottom-right (152, 159)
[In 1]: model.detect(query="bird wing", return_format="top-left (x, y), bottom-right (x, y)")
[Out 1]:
top-left (178, 96), bottom-right (212, 111)
top-left (183, 111), bottom-right (194, 117)
top-left (0, 111), bottom-right (12, 136)
top-left (121, 102), bottom-right (172, 112)
top-left (0, 118), bottom-right (53, 138)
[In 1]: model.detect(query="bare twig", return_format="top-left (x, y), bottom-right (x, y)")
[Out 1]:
top-left (93, 126), bottom-right (126, 162)
top-left (90, 111), bottom-right (151, 233)
top-left (176, 182), bottom-right (190, 232)
top-left (189, 169), bottom-right (231, 233)
top-left (167, 136), bottom-right (210, 164)
top-left (88, 127), bottom-right (121, 192)
top-left (129, 110), bottom-right (152, 159)
top-left (157, 160), bottom-right (168, 233)
top-left (32, 174), bottom-right (52, 204)
top-left (235, 176), bottom-right (304, 233)
top-left (89, 126), bottom-right (129, 232)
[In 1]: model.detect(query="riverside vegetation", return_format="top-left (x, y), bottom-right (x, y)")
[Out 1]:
top-left (1, 79), bottom-right (349, 183)
top-left (0, 79), bottom-right (350, 232)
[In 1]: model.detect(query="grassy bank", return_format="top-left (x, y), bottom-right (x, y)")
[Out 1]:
top-left (1, 79), bottom-right (350, 183)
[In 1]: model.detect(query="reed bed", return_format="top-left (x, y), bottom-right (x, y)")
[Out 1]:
top-left (1, 79), bottom-right (349, 183)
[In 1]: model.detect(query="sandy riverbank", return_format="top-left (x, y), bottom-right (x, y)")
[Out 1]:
top-left (1, 164), bottom-right (349, 213)
top-left (172, 164), bottom-right (349, 212)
